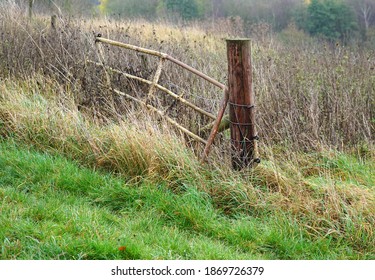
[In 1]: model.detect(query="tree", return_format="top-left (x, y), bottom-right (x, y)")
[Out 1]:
top-left (27, 0), bottom-right (98, 15)
top-left (98, 0), bottom-right (109, 14)
top-left (220, 0), bottom-right (301, 31)
top-left (360, 1), bottom-right (372, 30)
top-left (105, 0), bottom-right (158, 18)
top-left (346, 0), bottom-right (375, 39)
top-left (163, 0), bottom-right (199, 20)
top-left (300, 0), bottom-right (358, 41)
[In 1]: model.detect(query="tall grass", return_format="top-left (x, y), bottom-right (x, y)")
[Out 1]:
top-left (4, 139), bottom-right (373, 259)
top-left (0, 3), bottom-right (373, 152)
top-left (1, 77), bottom-right (374, 255)
top-left (0, 2), bottom-right (374, 259)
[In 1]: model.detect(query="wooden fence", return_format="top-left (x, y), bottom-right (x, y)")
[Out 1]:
top-left (91, 35), bottom-right (259, 169)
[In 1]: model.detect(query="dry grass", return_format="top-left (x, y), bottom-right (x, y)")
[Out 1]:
top-left (0, 6), bottom-right (373, 153)
top-left (1, 77), bottom-right (374, 249)
top-left (0, 3), bottom-right (374, 254)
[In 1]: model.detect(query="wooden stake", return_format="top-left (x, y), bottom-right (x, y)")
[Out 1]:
top-left (200, 114), bottom-right (230, 134)
top-left (28, 0), bottom-right (33, 19)
top-left (227, 39), bottom-right (259, 170)
top-left (201, 89), bottom-right (229, 163)
top-left (147, 57), bottom-right (165, 102)
top-left (94, 43), bottom-right (116, 113)
top-left (51, 14), bottom-right (57, 30)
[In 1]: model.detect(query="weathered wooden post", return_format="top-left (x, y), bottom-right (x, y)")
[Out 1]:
top-left (227, 39), bottom-right (259, 170)
top-left (28, 0), bottom-right (33, 19)
top-left (51, 14), bottom-right (57, 30)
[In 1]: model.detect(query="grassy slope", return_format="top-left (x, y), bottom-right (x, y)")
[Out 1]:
top-left (0, 13), bottom-right (373, 260)
top-left (0, 139), bottom-right (374, 260)
top-left (0, 140), bottom-right (255, 260)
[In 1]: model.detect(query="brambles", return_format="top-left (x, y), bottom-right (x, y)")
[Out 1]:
top-left (0, 6), bottom-right (373, 154)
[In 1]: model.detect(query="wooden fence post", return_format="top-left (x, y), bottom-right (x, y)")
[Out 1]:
top-left (51, 14), bottom-right (57, 30)
top-left (227, 39), bottom-right (259, 170)
top-left (28, 0), bottom-right (33, 19)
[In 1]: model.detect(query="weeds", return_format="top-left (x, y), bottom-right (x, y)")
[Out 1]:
top-left (0, 5), bottom-right (373, 151)
top-left (0, 3), bottom-right (374, 259)
top-left (0, 78), bottom-right (374, 257)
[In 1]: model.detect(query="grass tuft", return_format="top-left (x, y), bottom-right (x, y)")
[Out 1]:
top-left (0, 78), bottom-right (374, 259)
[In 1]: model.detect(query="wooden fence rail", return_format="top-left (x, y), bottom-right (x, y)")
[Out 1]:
top-left (111, 87), bottom-right (208, 145)
top-left (86, 60), bottom-right (217, 120)
top-left (93, 36), bottom-right (258, 169)
top-left (95, 37), bottom-right (227, 91)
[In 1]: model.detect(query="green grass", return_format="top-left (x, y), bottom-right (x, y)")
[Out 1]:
top-left (0, 10), bottom-right (374, 260)
top-left (1, 139), bottom-right (374, 260)
top-left (0, 79), bottom-right (374, 259)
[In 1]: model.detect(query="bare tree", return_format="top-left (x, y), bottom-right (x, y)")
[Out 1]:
top-left (360, 1), bottom-right (372, 30)
top-left (348, 0), bottom-right (375, 30)
top-left (211, 0), bottom-right (224, 19)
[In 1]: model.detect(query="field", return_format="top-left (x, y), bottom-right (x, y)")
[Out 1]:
top-left (0, 3), bottom-right (374, 259)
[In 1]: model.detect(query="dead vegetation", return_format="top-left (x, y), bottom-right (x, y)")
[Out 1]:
top-left (0, 3), bottom-right (374, 254)
top-left (0, 5), bottom-right (373, 155)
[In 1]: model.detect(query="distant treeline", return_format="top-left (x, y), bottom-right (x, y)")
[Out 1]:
top-left (20, 0), bottom-right (375, 42)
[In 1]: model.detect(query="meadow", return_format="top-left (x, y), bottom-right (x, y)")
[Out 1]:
top-left (0, 2), bottom-right (374, 259)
